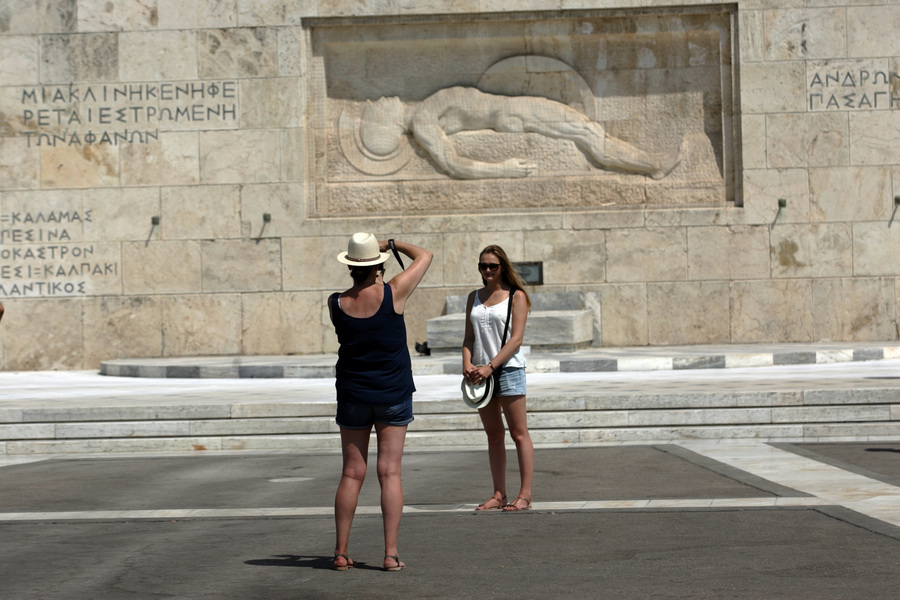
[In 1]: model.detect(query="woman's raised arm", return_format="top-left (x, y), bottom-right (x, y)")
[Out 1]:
top-left (383, 240), bottom-right (433, 313)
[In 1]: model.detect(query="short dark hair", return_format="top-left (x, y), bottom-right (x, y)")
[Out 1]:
top-left (349, 264), bottom-right (382, 283)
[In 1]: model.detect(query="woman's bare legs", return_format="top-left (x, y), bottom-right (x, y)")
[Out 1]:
top-left (500, 395), bottom-right (533, 510)
top-left (375, 422), bottom-right (407, 570)
top-left (477, 398), bottom-right (509, 508)
top-left (334, 426), bottom-right (371, 567)
top-left (335, 423), bottom-right (408, 570)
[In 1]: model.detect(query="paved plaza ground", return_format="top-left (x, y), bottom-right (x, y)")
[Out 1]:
top-left (1, 442), bottom-right (900, 599)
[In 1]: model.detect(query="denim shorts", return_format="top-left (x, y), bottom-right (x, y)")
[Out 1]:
top-left (494, 366), bottom-right (526, 397)
top-left (336, 396), bottom-right (414, 429)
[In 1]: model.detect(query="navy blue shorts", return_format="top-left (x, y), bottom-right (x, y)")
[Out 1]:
top-left (336, 396), bottom-right (414, 429)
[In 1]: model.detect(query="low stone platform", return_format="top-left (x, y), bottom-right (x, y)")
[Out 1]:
top-left (425, 291), bottom-right (597, 352)
top-left (426, 310), bottom-right (594, 353)
top-left (100, 342), bottom-right (900, 379)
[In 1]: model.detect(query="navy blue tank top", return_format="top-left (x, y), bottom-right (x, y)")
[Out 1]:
top-left (329, 285), bottom-right (415, 406)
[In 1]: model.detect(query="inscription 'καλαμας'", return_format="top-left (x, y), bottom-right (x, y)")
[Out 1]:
top-left (0, 210), bottom-right (119, 298)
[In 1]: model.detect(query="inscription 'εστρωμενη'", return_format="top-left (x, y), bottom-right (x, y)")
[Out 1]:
top-left (18, 82), bottom-right (238, 147)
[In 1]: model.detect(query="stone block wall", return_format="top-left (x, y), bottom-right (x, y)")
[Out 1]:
top-left (0, 0), bottom-right (898, 370)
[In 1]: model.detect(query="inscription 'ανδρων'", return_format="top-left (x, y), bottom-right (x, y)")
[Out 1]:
top-left (808, 69), bottom-right (900, 111)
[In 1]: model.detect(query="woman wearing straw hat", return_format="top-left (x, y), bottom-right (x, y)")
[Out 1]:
top-left (462, 244), bottom-right (534, 512)
top-left (329, 233), bottom-right (432, 572)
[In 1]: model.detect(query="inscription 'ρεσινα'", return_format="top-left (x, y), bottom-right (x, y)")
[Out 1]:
top-left (0, 210), bottom-right (120, 297)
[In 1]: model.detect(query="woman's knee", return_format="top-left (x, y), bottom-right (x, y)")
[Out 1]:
top-left (376, 453), bottom-right (403, 479)
top-left (483, 427), bottom-right (506, 446)
top-left (376, 464), bottom-right (402, 486)
top-left (343, 468), bottom-right (367, 484)
top-left (341, 459), bottom-right (368, 482)
top-left (508, 425), bottom-right (532, 446)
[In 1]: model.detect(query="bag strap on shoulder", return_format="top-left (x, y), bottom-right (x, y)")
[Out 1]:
top-left (500, 287), bottom-right (515, 349)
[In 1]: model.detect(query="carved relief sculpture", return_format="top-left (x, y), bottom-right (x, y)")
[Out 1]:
top-left (343, 85), bottom-right (683, 180)
top-left (316, 14), bottom-right (734, 215)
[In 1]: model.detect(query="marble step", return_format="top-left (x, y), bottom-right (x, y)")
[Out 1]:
top-left (4, 386), bottom-right (898, 426)
top-left (426, 310), bottom-right (593, 352)
top-left (2, 403), bottom-right (894, 440)
top-left (2, 397), bottom-right (898, 455)
top-left (99, 344), bottom-right (900, 379)
top-left (3, 421), bottom-right (900, 455)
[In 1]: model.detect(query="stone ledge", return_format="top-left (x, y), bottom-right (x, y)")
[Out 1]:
top-left (98, 343), bottom-right (900, 379)
top-left (426, 309), bottom-right (594, 352)
top-left (5, 421), bottom-right (900, 455)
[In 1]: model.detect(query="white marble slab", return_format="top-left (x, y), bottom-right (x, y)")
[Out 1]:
top-left (677, 440), bottom-right (900, 528)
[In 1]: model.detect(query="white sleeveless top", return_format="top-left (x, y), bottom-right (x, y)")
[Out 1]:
top-left (470, 291), bottom-right (526, 369)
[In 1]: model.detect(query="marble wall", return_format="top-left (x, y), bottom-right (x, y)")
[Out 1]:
top-left (0, 0), bottom-right (899, 370)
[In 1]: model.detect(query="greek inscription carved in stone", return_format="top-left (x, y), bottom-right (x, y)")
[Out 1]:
top-left (0, 210), bottom-right (119, 298)
top-left (19, 81), bottom-right (238, 147)
top-left (807, 69), bottom-right (900, 111)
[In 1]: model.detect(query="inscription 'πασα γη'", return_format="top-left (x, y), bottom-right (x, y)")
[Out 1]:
top-left (807, 69), bottom-right (900, 111)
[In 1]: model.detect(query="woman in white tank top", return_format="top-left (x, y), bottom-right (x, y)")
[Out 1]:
top-left (462, 245), bottom-right (534, 511)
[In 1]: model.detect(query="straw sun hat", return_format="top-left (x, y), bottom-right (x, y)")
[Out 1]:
top-left (337, 232), bottom-right (391, 266)
top-left (461, 368), bottom-right (494, 410)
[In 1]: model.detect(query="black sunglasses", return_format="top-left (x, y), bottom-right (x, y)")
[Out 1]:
top-left (478, 262), bottom-right (501, 271)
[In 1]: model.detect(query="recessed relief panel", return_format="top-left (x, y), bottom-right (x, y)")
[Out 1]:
top-left (308, 9), bottom-right (736, 216)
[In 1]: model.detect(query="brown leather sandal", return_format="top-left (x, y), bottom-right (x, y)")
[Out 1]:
top-left (384, 554), bottom-right (406, 571)
top-left (503, 496), bottom-right (532, 511)
top-left (332, 553), bottom-right (354, 571)
top-left (476, 494), bottom-right (507, 510)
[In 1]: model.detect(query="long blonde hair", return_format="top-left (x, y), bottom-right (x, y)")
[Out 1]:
top-left (480, 245), bottom-right (532, 311)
